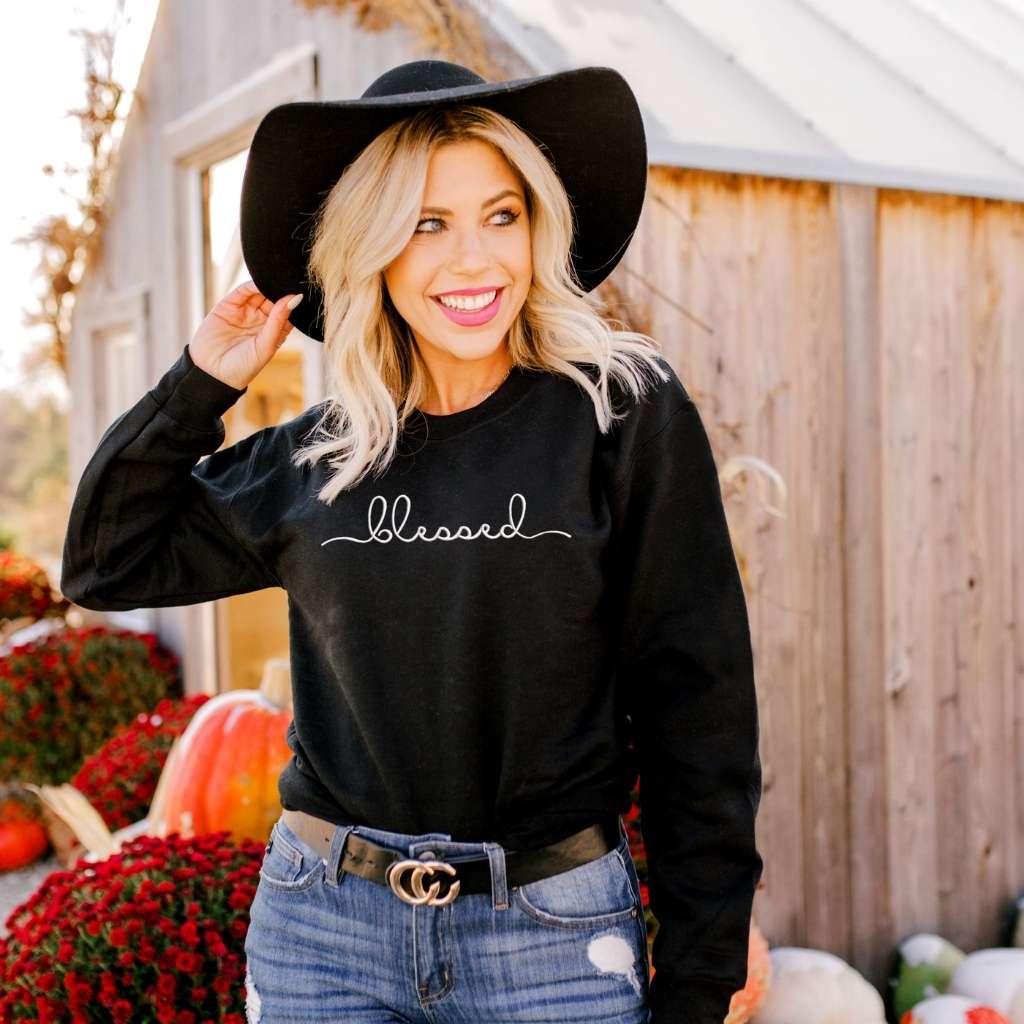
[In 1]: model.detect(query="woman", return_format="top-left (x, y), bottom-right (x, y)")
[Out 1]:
top-left (61, 60), bottom-right (763, 1024)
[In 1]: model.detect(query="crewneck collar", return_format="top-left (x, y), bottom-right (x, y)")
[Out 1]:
top-left (404, 364), bottom-right (545, 442)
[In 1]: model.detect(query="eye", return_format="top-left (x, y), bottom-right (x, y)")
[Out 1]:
top-left (491, 207), bottom-right (521, 228)
top-left (415, 207), bottom-right (521, 235)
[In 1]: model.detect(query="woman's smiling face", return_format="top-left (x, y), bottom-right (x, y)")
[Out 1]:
top-left (383, 138), bottom-right (532, 363)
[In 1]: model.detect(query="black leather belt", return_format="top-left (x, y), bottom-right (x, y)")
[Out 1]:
top-left (280, 808), bottom-right (620, 907)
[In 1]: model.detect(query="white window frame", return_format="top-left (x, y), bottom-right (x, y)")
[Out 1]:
top-left (162, 43), bottom-right (320, 697)
top-left (80, 286), bottom-right (155, 636)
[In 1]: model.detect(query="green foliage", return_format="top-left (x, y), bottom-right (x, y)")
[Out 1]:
top-left (0, 390), bottom-right (69, 564)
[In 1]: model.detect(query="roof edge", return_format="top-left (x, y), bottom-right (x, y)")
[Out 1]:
top-left (648, 138), bottom-right (1024, 203)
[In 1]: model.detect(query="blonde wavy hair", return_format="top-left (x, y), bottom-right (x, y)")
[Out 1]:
top-left (292, 103), bottom-right (669, 503)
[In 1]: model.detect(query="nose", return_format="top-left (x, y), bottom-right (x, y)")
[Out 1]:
top-left (447, 225), bottom-right (494, 272)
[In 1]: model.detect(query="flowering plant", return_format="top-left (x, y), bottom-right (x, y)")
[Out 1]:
top-left (0, 552), bottom-right (60, 626)
top-left (624, 780), bottom-right (657, 968)
top-left (0, 830), bottom-right (263, 1023)
top-left (623, 783), bottom-right (648, 904)
top-left (71, 695), bottom-right (210, 831)
top-left (0, 626), bottom-right (181, 785)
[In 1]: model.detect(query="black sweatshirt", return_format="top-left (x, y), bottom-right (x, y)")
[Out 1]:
top-left (61, 342), bottom-right (763, 1024)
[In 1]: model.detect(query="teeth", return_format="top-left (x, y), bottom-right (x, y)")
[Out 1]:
top-left (437, 290), bottom-right (497, 311)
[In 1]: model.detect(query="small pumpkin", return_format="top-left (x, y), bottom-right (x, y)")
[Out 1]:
top-left (948, 949), bottom-right (1024, 1023)
top-left (0, 788), bottom-right (51, 870)
top-left (0, 797), bottom-right (36, 824)
top-left (157, 659), bottom-right (293, 846)
top-left (0, 818), bottom-right (50, 870)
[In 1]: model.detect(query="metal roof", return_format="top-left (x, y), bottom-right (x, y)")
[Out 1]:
top-left (474, 0), bottom-right (1024, 201)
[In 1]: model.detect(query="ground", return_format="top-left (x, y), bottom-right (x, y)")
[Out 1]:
top-left (0, 852), bottom-right (60, 936)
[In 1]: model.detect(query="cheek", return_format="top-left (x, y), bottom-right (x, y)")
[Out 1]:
top-left (381, 264), bottom-right (400, 300)
top-left (512, 232), bottom-right (532, 275)
top-left (513, 252), bottom-right (533, 296)
top-left (384, 259), bottom-right (427, 306)
top-left (507, 271), bottom-right (532, 316)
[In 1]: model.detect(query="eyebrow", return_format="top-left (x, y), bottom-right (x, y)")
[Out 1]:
top-left (420, 189), bottom-right (523, 215)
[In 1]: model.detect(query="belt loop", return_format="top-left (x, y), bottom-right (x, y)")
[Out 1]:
top-left (483, 841), bottom-right (509, 911)
top-left (324, 824), bottom-right (356, 889)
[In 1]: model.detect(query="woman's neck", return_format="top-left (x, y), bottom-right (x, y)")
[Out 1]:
top-left (417, 355), bottom-right (514, 416)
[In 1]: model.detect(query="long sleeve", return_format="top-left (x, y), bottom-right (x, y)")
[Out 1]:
top-left (609, 383), bottom-right (764, 1024)
top-left (60, 342), bottom-right (281, 611)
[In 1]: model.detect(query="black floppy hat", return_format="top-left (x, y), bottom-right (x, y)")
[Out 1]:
top-left (239, 59), bottom-right (648, 343)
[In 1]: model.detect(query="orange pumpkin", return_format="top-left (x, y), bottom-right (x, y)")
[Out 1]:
top-left (0, 819), bottom-right (50, 870)
top-left (157, 659), bottom-right (293, 846)
top-left (0, 797), bottom-right (36, 824)
top-left (724, 918), bottom-right (771, 1024)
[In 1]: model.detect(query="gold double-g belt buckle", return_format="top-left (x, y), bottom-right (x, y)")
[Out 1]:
top-left (385, 856), bottom-right (461, 906)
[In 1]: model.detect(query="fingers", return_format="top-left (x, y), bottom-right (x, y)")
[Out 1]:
top-left (278, 293), bottom-right (304, 340)
top-left (218, 285), bottom-right (303, 356)
top-left (229, 280), bottom-right (260, 302)
top-left (219, 280), bottom-right (268, 320)
top-left (249, 284), bottom-right (297, 321)
top-left (278, 292), bottom-right (303, 324)
top-left (260, 293), bottom-right (304, 352)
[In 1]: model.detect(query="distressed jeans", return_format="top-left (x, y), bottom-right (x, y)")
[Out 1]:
top-left (244, 812), bottom-right (651, 1022)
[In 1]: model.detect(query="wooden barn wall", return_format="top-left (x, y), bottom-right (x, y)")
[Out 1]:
top-left (624, 166), bottom-right (1024, 986)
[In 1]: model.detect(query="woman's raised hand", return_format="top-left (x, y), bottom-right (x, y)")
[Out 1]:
top-left (188, 280), bottom-right (304, 390)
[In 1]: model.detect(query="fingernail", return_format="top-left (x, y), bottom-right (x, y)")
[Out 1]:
top-left (286, 293), bottom-right (304, 311)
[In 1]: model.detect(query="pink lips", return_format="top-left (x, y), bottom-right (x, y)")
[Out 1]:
top-left (432, 286), bottom-right (504, 326)
top-left (434, 285), bottom-right (500, 297)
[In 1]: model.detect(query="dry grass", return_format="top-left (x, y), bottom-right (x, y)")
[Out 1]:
top-left (293, 0), bottom-right (507, 80)
top-left (15, 22), bottom-right (129, 381)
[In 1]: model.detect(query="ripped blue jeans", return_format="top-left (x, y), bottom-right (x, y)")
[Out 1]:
top-left (244, 813), bottom-right (651, 1022)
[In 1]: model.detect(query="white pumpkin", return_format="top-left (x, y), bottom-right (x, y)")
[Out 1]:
top-left (949, 949), bottom-right (1024, 1023)
top-left (751, 947), bottom-right (886, 1023)
top-left (903, 994), bottom-right (1009, 1023)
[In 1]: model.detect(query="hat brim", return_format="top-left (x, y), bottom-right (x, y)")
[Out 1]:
top-left (239, 66), bottom-right (647, 343)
